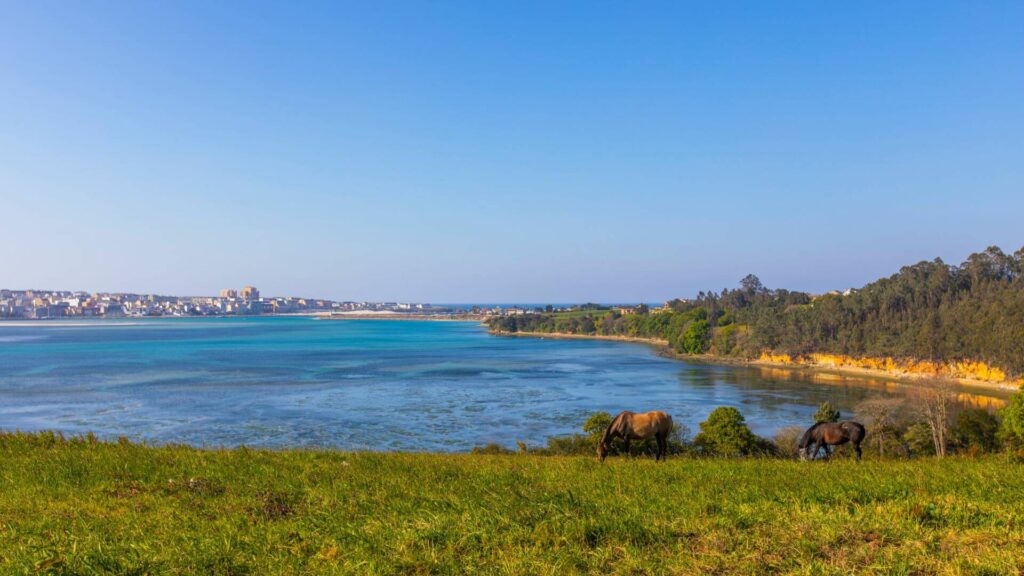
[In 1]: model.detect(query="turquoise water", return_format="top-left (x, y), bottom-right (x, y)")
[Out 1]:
top-left (0, 317), bottom-right (941, 451)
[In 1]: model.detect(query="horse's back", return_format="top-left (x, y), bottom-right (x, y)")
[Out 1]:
top-left (651, 410), bottom-right (672, 432)
top-left (842, 421), bottom-right (866, 440)
top-left (631, 410), bottom-right (673, 436)
top-left (816, 421), bottom-right (866, 444)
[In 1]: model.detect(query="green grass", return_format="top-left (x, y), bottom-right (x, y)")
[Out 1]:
top-left (2, 434), bottom-right (1023, 575)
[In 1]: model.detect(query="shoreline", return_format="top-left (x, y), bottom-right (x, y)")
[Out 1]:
top-left (0, 312), bottom-right (486, 325)
top-left (323, 313), bottom-right (485, 321)
top-left (488, 330), bottom-right (669, 346)
top-left (0, 312), bottom-right (333, 324)
top-left (491, 330), bottom-right (1020, 396)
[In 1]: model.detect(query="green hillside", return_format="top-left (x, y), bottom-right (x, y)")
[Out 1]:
top-left (489, 246), bottom-right (1024, 379)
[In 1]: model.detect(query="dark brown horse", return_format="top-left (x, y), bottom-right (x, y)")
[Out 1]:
top-left (799, 421), bottom-right (866, 461)
top-left (597, 410), bottom-right (673, 462)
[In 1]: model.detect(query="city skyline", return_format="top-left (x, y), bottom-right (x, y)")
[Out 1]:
top-left (2, 3), bottom-right (1022, 301)
top-left (0, 284), bottom-right (623, 320)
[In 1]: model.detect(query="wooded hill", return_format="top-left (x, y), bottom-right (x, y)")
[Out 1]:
top-left (488, 246), bottom-right (1024, 378)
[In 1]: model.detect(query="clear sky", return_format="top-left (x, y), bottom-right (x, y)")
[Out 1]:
top-left (1, 2), bottom-right (1021, 302)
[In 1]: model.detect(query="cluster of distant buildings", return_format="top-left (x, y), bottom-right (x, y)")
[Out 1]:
top-left (0, 286), bottom-right (672, 321)
top-left (0, 286), bottom-right (439, 320)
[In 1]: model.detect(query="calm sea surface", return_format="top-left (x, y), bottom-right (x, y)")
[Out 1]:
top-left (0, 317), bottom-right (1000, 451)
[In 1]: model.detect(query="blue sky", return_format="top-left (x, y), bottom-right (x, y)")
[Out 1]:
top-left (1, 2), bottom-right (1021, 302)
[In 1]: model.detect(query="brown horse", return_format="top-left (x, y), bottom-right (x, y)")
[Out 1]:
top-left (597, 410), bottom-right (673, 462)
top-left (798, 421), bottom-right (866, 461)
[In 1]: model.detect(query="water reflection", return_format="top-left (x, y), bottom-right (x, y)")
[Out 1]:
top-left (746, 366), bottom-right (1008, 410)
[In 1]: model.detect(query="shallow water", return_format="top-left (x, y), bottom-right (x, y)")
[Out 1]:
top-left (0, 317), bottom-right (1001, 451)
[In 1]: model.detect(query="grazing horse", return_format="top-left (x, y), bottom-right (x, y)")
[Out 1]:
top-left (597, 410), bottom-right (673, 462)
top-left (799, 421), bottom-right (866, 461)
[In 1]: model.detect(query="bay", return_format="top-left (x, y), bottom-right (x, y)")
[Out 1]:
top-left (0, 317), bottom-right (999, 451)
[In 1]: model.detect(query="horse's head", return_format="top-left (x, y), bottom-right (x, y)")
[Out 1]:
top-left (797, 423), bottom-right (820, 461)
top-left (596, 442), bottom-right (608, 462)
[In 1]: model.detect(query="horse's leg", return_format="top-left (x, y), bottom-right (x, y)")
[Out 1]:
top-left (623, 437), bottom-right (631, 458)
top-left (657, 434), bottom-right (666, 461)
top-left (855, 442), bottom-right (862, 462)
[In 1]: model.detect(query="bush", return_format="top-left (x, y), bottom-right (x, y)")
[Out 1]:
top-left (773, 425), bottom-right (805, 457)
top-left (471, 443), bottom-right (517, 455)
top-left (998, 388), bottom-right (1024, 449)
top-left (541, 433), bottom-right (597, 456)
top-left (583, 412), bottom-right (613, 439)
top-left (676, 319), bottom-right (711, 354)
top-left (952, 408), bottom-right (1000, 453)
top-left (813, 402), bottom-right (841, 424)
top-left (694, 407), bottom-right (774, 457)
top-left (855, 397), bottom-right (910, 459)
top-left (712, 324), bottom-right (738, 355)
top-left (903, 422), bottom-right (936, 457)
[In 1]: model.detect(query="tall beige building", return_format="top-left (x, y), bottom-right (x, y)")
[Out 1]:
top-left (219, 289), bottom-right (237, 298)
top-left (241, 286), bottom-right (260, 300)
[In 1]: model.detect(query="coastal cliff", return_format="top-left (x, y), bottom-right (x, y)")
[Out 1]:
top-left (757, 352), bottom-right (1019, 388)
top-left (491, 327), bottom-right (1021, 392)
top-left (486, 246), bottom-right (1024, 393)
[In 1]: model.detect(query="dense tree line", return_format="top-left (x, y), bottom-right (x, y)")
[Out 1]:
top-left (488, 246), bottom-right (1024, 377)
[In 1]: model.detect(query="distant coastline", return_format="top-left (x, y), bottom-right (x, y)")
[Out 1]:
top-left (0, 310), bottom-right (497, 323)
top-left (0, 311), bottom-right (333, 324)
top-left (489, 329), bottom-right (1019, 396)
top-left (0, 312), bottom-right (489, 326)
top-left (323, 312), bottom-right (486, 321)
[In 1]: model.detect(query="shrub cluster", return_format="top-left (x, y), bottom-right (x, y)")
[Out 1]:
top-left (474, 391), bottom-right (1024, 460)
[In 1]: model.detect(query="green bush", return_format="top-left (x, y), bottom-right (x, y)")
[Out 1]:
top-left (471, 443), bottom-right (517, 455)
top-left (952, 408), bottom-right (1000, 453)
top-left (903, 422), bottom-right (936, 457)
top-left (583, 411), bottom-right (613, 438)
top-left (712, 324), bottom-right (738, 355)
top-left (813, 402), bottom-right (841, 424)
top-left (693, 407), bottom-right (775, 457)
top-left (675, 319), bottom-right (710, 354)
top-left (998, 388), bottom-right (1024, 448)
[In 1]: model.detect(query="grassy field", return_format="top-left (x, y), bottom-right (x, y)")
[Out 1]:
top-left (2, 434), bottom-right (1023, 575)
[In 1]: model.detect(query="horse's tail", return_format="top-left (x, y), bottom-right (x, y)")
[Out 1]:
top-left (844, 421), bottom-right (867, 443)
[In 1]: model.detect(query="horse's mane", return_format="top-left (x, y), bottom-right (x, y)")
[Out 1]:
top-left (600, 413), bottom-right (624, 446)
top-left (798, 422), bottom-right (824, 449)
